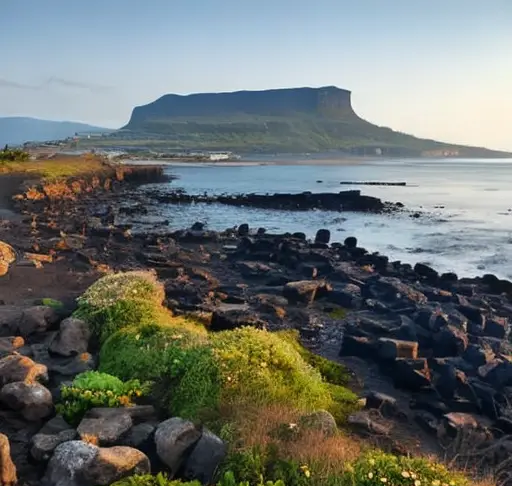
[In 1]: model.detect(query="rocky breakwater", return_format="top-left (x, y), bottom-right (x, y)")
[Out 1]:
top-left (150, 189), bottom-right (402, 213)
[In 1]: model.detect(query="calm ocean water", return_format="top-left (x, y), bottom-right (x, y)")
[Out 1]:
top-left (134, 158), bottom-right (512, 280)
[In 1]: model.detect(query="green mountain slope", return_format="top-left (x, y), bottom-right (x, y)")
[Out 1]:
top-left (119, 86), bottom-right (509, 156)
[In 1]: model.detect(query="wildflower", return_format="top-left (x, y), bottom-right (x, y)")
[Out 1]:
top-left (449, 482), bottom-right (455, 486)
top-left (369, 459), bottom-right (376, 466)
top-left (300, 465), bottom-right (311, 478)
top-left (415, 480), bottom-right (421, 486)
top-left (401, 472), bottom-right (411, 479)
top-left (289, 423), bottom-right (298, 429)
top-left (380, 478), bottom-right (388, 483)
top-left (411, 473), bottom-right (417, 480)
top-left (368, 473), bottom-right (374, 479)
top-left (432, 481), bottom-right (441, 486)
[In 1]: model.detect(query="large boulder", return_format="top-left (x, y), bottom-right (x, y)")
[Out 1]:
top-left (31, 430), bottom-right (77, 462)
top-left (433, 325), bottom-right (469, 357)
top-left (377, 338), bottom-right (418, 361)
top-left (283, 280), bottom-right (331, 305)
top-left (49, 317), bottom-right (91, 357)
top-left (370, 277), bottom-right (427, 305)
top-left (0, 381), bottom-right (53, 421)
top-left (0, 434), bottom-right (17, 486)
top-left (182, 429), bottom-right (227, 485)
top-left (0, 354), bottom-right (48, 386)
top-left (390, 358), bottom-right (431, 391)
top-left (155, 418), bottom-right (202, 477)
top-left (82, 446), bottom-right (150, 485)
top-left (298, 410), bottom-right (338, 437)
top-left (17, 306), bottom-right (60, 337)
top-left (43, 441), bottom-right (150, 486)
top-left (77, 411), bottom-right (133, 446)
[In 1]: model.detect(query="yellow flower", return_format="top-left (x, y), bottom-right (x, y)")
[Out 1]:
top-left (401, 472), bottom-right (411, 478)
top-left (415, 480), bottom-right (421, 486)
top-left (369, 459), bottom-right (376, 466)
top-left (380, 478), bottom-right (388, 483)
top-left (368, 473), bottom-right (374, 479)
top-left (432, 481), bottom-right (441, 486)
top-left (299, 465), bottom-right (311, 478)
top-left (449, 482), bottom-right (455, 486)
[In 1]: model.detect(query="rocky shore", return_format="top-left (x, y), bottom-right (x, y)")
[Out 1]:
top-left (1, 168), bottom-right (511, 485)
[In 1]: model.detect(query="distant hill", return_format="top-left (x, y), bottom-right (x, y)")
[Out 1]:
top-left (121, 86), bottom-right (510, 157)
top-left (0, 117), bottom-right (110, 147)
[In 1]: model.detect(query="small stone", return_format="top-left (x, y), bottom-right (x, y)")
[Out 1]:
top-left (0, 354), bottom-right (48, 386)
top-left (77, 412), bottom-right (133, 446)
top-left (49, 317), bottom-right (91, 357)
top-left (182, 429), bottom-right (227, 485)
top-left (0, 381), bottom-right (53, 421)
top-left (155, 418), bottom-right (201, 477)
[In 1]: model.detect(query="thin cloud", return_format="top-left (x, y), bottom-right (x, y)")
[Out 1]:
top-left (0, 78), bottom-right (37, 90)
top-left (0, 76), bottom-right (113, 93)
top-left (45, 77), bottom-right (113, 93)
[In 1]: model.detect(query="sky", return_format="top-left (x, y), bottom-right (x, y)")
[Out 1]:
top-left (1, 0), bottom-right (511, 151)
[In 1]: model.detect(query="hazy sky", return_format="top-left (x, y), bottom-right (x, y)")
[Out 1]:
top-left (2, 0), bottom-right (511, 150)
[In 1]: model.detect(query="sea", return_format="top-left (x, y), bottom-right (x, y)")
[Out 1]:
top-left (129, 157), bottom-right (512, 280)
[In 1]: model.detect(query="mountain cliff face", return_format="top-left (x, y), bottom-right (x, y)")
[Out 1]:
top-left (121, 87), bottom-right (509, 156)
top-left (125, 87), bottom-right (356, 125)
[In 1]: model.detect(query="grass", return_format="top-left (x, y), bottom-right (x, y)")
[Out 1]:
top-left (75, 272), bottom-right (482, 486)
top-left (0, 154), bottom-right (109, 180)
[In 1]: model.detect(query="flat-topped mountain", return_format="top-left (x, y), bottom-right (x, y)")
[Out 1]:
top-left (120, 87), bottom-right (509, 156)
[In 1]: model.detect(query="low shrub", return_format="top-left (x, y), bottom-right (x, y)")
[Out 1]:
top-left (343, 451), bottom-right (468, 486)
top-left (74, 271), bottom-right (167, 343)
top-left (55, 371), bottom-right (147, 426)
top-left (99, 324), bottom-right (220, 419)
top-left (277, 331), bottom-right (351, 386)
top-left (111, 473), bottom-right (201, 486)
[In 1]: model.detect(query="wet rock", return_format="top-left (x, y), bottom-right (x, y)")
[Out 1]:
top-left (344, 236), bottom-right (357, 249)
top-left (0, 354), bottom-right (48, 386)
top-left (370, 277), bottom-right (427, 305)
top-left (0, 433), bottom-right (17, 486)
top-left (478, 359), bottom-right (512, 389)
top-left (82, 446), bottom-right (151, 485)
top-left (49, 317), bottom-right (91, 357)
top-left (18, 306), bottom-right (59, 337)
top-left (415, 309), bottom-right (449, 333)
top-left (30, 429), bottom-right (77, 462)
top-left (237, 223), bottom-right (250, 237)
top-left (315, 229), bottom-right (330, 245)
top-left (327, 284), bottom-right (362, 309)
top-left (433, 325), bottom-right (469, 357)
top-left (298, 410), bottom-right (338, 437)
top-left (155, 418), bottom-right (202, 477)
top-left (0, 336), bottom-right (24, 358)
top-left (364, 392), bottom-right (399, 417)
top-left (483, 317), bottom-right (509, 339)
top-left (458, 305), bottom-right (485, 327)
top-left (182, 429), bottom-right (227, 485)
top-left (463, 343), bottom-right (495, 368)
top-left (283, 280), bottom-right (331, 305)
top-left (340, 335), bottom-right (376, 358)
top-left (377, 338), bottom-right (418, 361)
top-left (390, 358), bottom-right (431, 391)
top-left (0, 382), bottom-right (53, 421)
top-left (237, 261), bottom-right (273, 278)
top-left (414, 263), bottom-right (439, 283)
top-left (77, 411), bottom-right (133, 446)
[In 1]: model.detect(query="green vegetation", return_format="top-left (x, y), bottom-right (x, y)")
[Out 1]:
top-left (76, 271), bottom-right (476, 486)
top-left (111, 473), bottom-right (201, 486)
top-left (41, 298), bottom-right (65, 310)
top-left (0, 145), bottom-right (29, 162)
top-left (55, 371), bottom-right (147, 426)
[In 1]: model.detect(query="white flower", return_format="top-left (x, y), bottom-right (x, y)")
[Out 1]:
top-left (402, 472), bottom-right (411, 478)
top-left (380, 478), bottom-right (388, 483)
top-left (432, 481), bottom-right (441, 486)
top-left (415, 480), bottom-right (422, 486)
top-left (368, 472), bottom-right (374, 479)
